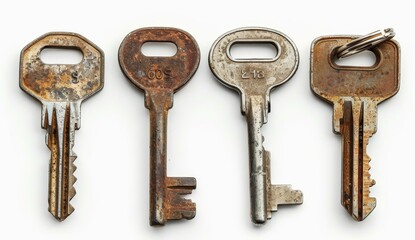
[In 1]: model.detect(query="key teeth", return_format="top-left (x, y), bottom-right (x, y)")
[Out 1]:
top-left (165, 177), bottom-right (196, 221)
top-left (362, 152), bottom-right (376, 220)
top-left (69, 155), bottom-right (77, 200)
top-left (268, 185), bottom-right (303, 213)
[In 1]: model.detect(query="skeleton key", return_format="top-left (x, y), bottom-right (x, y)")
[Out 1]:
top-left (209, 27), bottom-right (303, 224)
top-left (20, 32), bottom-right (104, 221)
top-left (310, 29), bottom-right (400, 221)
top-left (118, 27), bottom-right (200, 226)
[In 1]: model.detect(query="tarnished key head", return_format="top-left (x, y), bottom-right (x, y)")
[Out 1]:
top-left (20, 32), bottom-right (104, 103)
top-left (311, 36), bottom-right (399, 104)
top-left (119, 27), bottom-right (200, 95)
top-left (20, 32), bottom-right (104, 221)
top-left (311, 34), bottom-right (400, 221)
top-left (209, 27), bottom-right (299, 120)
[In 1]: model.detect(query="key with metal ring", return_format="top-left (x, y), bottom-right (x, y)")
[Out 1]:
top-left (20, 32), bottom-right (104, 221)
top-left (209, 27), bottom-right (303, 224)
top-left (119, 27), bottom-right (200, 226)
top-left (310, 29), bottom-right (400, 221)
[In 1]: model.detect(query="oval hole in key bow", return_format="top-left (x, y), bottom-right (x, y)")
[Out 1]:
top-left (141, 42), bottom-right (177, 57)
top-left (334, 50), bottom-right (377, 67)
top-left (40, 47), bottom-right (83, 64)
top-left (229, 42), bottom-right (278, 61)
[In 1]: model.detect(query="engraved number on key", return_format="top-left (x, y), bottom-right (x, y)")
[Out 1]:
top-left (311, 35), bottom-right (400, 221)
top-left (118, 27), bottom-right (200, 226)
top-left (209, 27), bottom-right (303, 224)
top-left (20, 32), bottom-right (104, 221)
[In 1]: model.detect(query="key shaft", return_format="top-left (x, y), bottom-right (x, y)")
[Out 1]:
top-left (146, 91), bottom-right (196, 225)
top-left (43, 101), bottom-right (80, 221)
top-left (339, 99), bottom-right (376, 221)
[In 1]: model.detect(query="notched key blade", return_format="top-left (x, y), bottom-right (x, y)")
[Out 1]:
top-left (165, 177), bottom-right (196, 221)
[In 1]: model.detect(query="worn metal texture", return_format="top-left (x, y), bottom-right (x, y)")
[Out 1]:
top-left (20, 32), bottom-right (104, 103)
top-left (209, 27), bottom-right (303, 225)
top-left (20, 32), bottom-right (104, 221)
top-left (209, 27), bottom-right (299, 122)
top-left (310, 36), bottom-right (400, 221)
top-left (119, 27), bottom-right (200, 226)
top-left (119, 27), bottom-right (200, 94)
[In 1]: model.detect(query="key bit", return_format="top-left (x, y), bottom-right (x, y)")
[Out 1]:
top-left (20, 32), bottom-right (104, 221)
top-left (118, 27), bottom-right (200, 226)
top-left (209, 27), bottom-right (303, 224)
top-left (311, 32), bottom-right (400, 221)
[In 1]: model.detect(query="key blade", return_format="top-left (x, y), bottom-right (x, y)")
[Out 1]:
top-left (268, 185), bottom-right (303, 211)
top-left (43, 102), bottom-right (80, 221)
top-left (340, 100), bottom-right (376, 221)
top-left (264, 150), bottom-right (303, 218)
top-left (165, 177), bottom-right (196, 221)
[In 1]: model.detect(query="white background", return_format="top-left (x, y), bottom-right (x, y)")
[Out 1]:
top-left (1, 0), bottom-right (413, 239)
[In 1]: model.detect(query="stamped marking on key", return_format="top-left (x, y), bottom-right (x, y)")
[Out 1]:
top-left (209, 27), bottom-right (303, 224)
top-left (119, 27), bottom-right (200, 226)
top-left (311, 32), bottom-right (400, 221)
top-left (20, 32), bottom-right (104, 221)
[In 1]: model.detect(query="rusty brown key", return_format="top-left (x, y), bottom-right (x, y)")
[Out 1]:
top-left (118, 27), bottom-right (200, 226)
top-left (311, 29), bottom-right (400, 221)
top-left (20, 32), bottom-right (104, 221)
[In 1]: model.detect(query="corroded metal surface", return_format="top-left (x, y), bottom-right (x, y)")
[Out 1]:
top-left (209, 27), bottom-right (303, 224)
top-left (119, 27), bottom-right (200, 226)
top-left (20, 32), bottom-right (104, 102)
top-left (311, 36), bottom-right (400, 221)
top-left (20, 32), bottom-right (104, 221)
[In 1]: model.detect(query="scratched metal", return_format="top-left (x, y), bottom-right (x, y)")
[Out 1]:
top-left (20, 32), bottom-right (104, 221)
top-left (119, 27), bottom-right (200, 226)
top-left (209, 27), bottom-right (303, 224)
top-left (310, 36), bottom-right (400, 221)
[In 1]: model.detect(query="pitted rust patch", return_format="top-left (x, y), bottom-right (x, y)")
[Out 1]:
top-left (20, 32), bottom-right (104, 102)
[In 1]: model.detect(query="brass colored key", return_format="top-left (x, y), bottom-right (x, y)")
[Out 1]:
top-left (119, 27), bottom-right (200, 226)
top-left (311, 30), bottom-right (400, 221)
top-left (20, 32), bottom-right (104, 221)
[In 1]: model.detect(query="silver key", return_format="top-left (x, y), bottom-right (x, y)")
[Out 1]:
top-left (209, 27), bottom-right (303, 224)
top-left (20, 32), bottom-right (104, 221)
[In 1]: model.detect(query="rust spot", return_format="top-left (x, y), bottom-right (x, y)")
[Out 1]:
top-left (20, 32), bottom-right (104, 103)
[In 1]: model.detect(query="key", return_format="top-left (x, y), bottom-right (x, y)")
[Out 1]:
top-left (118, 27), bottom-right (200, 226)
top-left (310, 30), bottom-right (400, 221)
top-left (209, 27), bottom-right (303, 224)
top-left (20, 32), bottom-right (104, 221)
